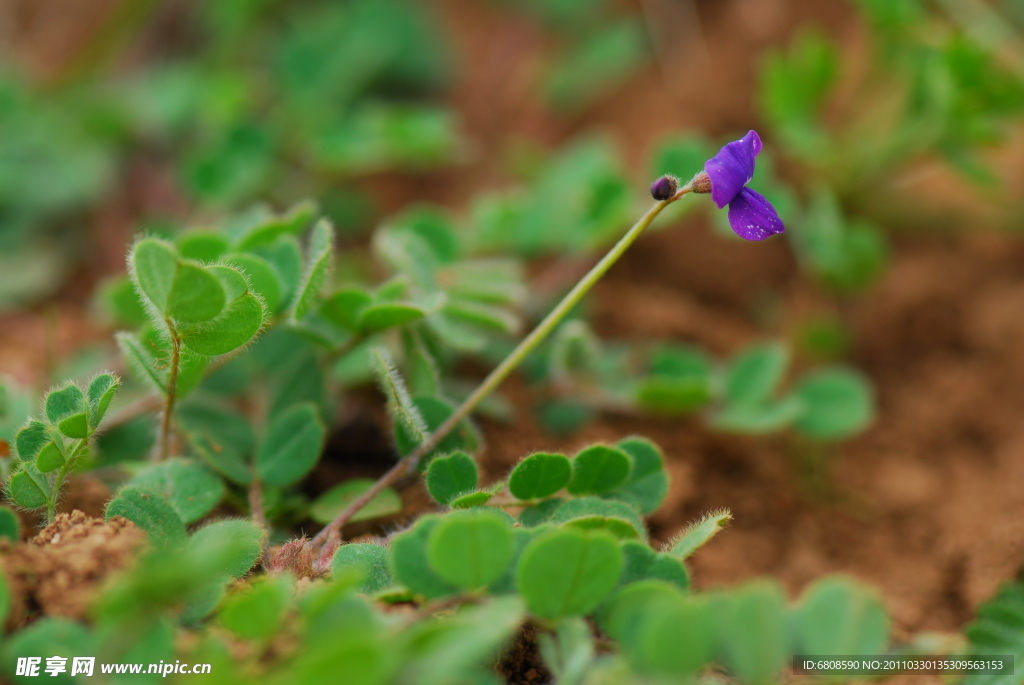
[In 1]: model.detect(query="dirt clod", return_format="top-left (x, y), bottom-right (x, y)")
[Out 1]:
top-left (1, 510), bottom-right (147, 626)
top-left (495, 623), bottom-right (552, 685)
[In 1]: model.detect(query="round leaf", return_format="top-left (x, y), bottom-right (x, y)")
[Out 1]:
top-left (332, 543), bottom-right (392, 594)
top-left (792, 368), bottom-right (874, 440)
top-left (8, 470), bottom-right (47, 509)
top-left (180, 292), bottom-right (266, 357)
top-left (425, 451), bottom-right (478, 505)
top-left (426, 511), bottom-right (514, 590)
top-left (795, 576), bottom-right (889, 655)
top-left (224, 253), bottom-right (284, 313)
top-left (509, 452), bottom-right (571, 500)
top-left (568, 444), bottom-right (632, 495)
top-left (390, 515), bottom-right (460, 600)
top-left (610, 438), bottom-right (668, 515)
top-left (166, 262), bottom-right (227, 323)
top-left (516, 528), bottom-right (623, 619)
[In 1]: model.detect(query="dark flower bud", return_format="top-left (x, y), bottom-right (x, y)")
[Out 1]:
top-left (650, 175), bottom-right (678, 201)
top-left (689, 171), bottom-right (713, 194)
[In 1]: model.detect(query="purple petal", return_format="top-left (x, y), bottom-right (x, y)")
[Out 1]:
top-left (727, 187), bottom-right (785, 241)
top-left (704, 130), bottom-right (762, 208)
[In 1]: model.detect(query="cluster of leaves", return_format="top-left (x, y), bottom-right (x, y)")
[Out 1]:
top-left (0, 433), bottom-right (907, 685)
top-left (5, 374), bottom-right (120, 521)
top-left (753, 0), bottom-right (1024, 291)
top-left (0, 0), bottom-right (458, 308)
top-left (528, 321), bottom-right (875, 441)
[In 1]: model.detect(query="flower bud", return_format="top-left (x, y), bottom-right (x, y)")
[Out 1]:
top-left (650, 175), bottom-right (678, 201)
top-left (689, 171), bottom-right (712, 194)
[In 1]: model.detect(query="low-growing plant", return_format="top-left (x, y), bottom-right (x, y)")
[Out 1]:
top-left (0, 132), bottom-right (995, 684)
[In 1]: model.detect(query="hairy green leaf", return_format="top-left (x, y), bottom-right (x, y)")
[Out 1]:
top-left (509, 452), bottom-right (572, 501)
top-left (0, 505), bottom-right (20, 541)
top-left (106, 487), bottom-right (187, 549)
top-left (332, 543), bottom-right (393, 594)
top-left (669, 509), bottom-right (732, 560)
top-left (188, 520), bottom-right (264, 579)
top-left (180, 292), bottom-right (266, 357)
top-left (425, 451), bottom-right (478, 505)
top-left (291, 219), bottom-right (334, 321)
top-left (128, 458), bottom-right (226, 524)
top-left (610, 437), bottom-right (669, 515)
top-left (390, 515), bottom-right (460, 600)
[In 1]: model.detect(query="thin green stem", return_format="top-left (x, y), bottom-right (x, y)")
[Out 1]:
top-left (156, 328), bottom-right (181, 461)
top-left (45, 439), bottom-right (89, 525)
top-left (308, 191), bottom-right (689, 550)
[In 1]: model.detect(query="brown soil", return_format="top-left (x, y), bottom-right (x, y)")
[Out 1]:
top-left (495, 623), bottom-right (553, 685)
top-left (1, 510), bottom-right (147, 626)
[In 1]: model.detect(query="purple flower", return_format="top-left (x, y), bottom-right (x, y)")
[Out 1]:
top-left (698, 130), bottom-right (784, 241)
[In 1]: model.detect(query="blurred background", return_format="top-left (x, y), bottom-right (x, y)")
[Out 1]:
top-left (2, 0), bottom-right (1024, 638)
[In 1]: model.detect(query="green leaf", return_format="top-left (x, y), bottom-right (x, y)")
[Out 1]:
top-left (358, 302), bottom-right (426, 333)
top-left (443, 299), bottom-right (519, 335)
top-left (0, 505), bottom-right (20, 541)
top-left (427, 510), bottom-right (515, 590)
top-left (176, 230), bottom-right (230, 262)
top-left (180, 292), bottom-right (266, 356)
top-left (449, 491), bottom-right (494, 509)
top-left (725, 342), bottom-right (790, 406)
top-left (165, 262), bottom-right (227, 324)
top-left (618, 540), bottom-right (690, 592)
top-left (310, 479), bottom-right (402, 524)
top-left (552, 496), bottom-right (646, 540)
top-left (711, 396), bottom-right (805, 434)
top-left (35, 441), bottom-right (65, 473)
top-left (256, 402), bottom-right (325, 487)
top-left (390, 515), bottom-right (460, 599)
top-left (100, 276), bottom-right (149, 328)
top-left (792, 368), bottom-right (875, 440)
top-left (291, 219), bottom-right (334, 321)
top-left (130, 238), bottom-right (179, 314)
top-left (178, 402), bottom-right (255, 485)
top-left (509, 452), bottom-right (572, 500)
top-left (8, 466), bottom-right (47, 509)
top-left (965, 580), bottom-right (1024, 685)
top-left (716, 581), bottom-right (791, 685)
top-left (625, 593), bottom-right (713, 678)
top-left (332, 543), bottom-right (392, 594)
top-left (224, 253), bottom-right (284, 313)
top-left (516, 528), bottom-right (623, 619)
top-left (634, 377), bottom-right (713, 415)
top-left (669, 509), bottom-right (732, 560)
top-left (795, 576), bottom-right (889, 655)
top-left (86, 373), bottom-right (120, 428)
top-left (15, 420), bottom-right (48, 460)
top-left (394, 395), bottom-right (480, 466)
top-left (234, 200), bottom-right (316, 251)
top-left (3, 618), bottom-right (95, 673)
top-left (425, 451), bottom-right (478, 505)
top-left (609, 437), bottom-right (668, 515)
top-left (600, 579), bottom-right (684, 643)
top-left (57, 413), bottom-right (89, 440)
top-left (106, 487), bottom-right (187, 549)
top-left (219, 576), bottom-right (292, 641)
top-left (321, 288), bottom-right (373, 331)
top-left (117, 330), bottom-right (209, 398)
top-left (188, 519), bottom-right (264, 579)
top-left (128, 458), bottom-right (226, 524)
top-left (519, 498), bottom-right (564, 527)
top-left (568, 444), bottom-right (632, 495)
top-left (373, 347), bottom-right (429, 449)
top-left (45, 383), bottom-right (85, 426)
